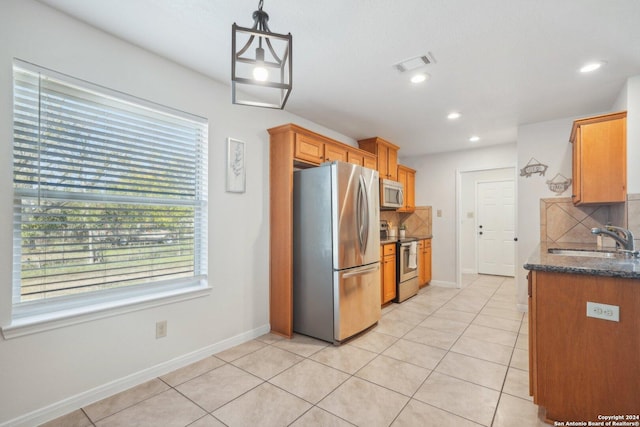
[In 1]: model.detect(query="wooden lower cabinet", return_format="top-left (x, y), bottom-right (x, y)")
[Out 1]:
top-left (381, 244), bottom-right (396, 304)
top-left (528, 270), bottom-right (640, 422)
top-left (417, 239), bottom-right (432, 287)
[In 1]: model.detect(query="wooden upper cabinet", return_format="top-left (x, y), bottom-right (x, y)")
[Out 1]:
top-left (324, 143), bottom-right (347, 163)
top-left (397, 164), bottom-right (416, 212)
top-left (294, 134), bottom-right (324, 165)
top-left (346, 150), bottom-right (377, 170)
top-left (570, 111), bottom-right (626, 205)
top-left (363, 153), bottom-right (377, 170)
top-left (347, 151), bottom-right (363, 166)
top-left (358, 137), bottom-right (400, 181)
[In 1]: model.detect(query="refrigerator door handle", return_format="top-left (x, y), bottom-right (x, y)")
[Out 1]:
top-left (342, 263), bottom-right (380, 279)
top-left (356, 174), bottom-right (370, 257)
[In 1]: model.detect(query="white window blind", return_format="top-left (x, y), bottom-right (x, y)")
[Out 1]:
top-left (12, 61), bottom-right (208, 310)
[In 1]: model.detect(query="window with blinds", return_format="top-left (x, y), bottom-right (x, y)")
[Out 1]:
top-left (12, 61), bottom-right (208, 312)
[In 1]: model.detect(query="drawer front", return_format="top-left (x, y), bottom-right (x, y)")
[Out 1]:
top-left (382, 243), bottom-right (396, 256)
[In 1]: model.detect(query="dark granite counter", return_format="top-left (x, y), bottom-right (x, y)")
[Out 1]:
top-left (524, 242), bottom-right (640, 279)
top-left (380, 234), bottom-right (433, 246)
top-left (380, 238), bottom-right (398, 245)
top-left (408, 234), bottom-right (433, 240)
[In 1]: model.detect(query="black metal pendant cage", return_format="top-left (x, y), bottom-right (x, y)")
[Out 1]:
top-left (231, 1), bottom-right (292, 109)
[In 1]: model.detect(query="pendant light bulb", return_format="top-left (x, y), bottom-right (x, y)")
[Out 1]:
top-left (253, 46), bottom-right (268, 81)
top-left (253, 66), bottom-right (269, 81)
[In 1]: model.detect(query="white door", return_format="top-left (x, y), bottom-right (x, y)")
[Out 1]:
top-left (477, 180), bottom-right (515, 276)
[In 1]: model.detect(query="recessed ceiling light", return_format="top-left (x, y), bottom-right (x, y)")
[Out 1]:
top-left (393, 53), bottom-right (436, 73)
top-left (447, 112), bottom-right (461, 120)
top-left (410, 73), bottom-right (429, 84)
top-left (469, 135), bottom-right (480, 142)
top-left (580, 61), bottom-right (606, 73)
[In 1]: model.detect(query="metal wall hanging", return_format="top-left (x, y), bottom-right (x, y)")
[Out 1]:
top-left (520, 157), bottom-right (548, 177)
top-left (546, 173), bottom-right (572, 194)
top-left (232, 0), bottom-right (292, 109)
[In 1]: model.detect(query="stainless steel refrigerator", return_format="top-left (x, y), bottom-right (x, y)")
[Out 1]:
top-left (293, 161), bottom-right (381, 344)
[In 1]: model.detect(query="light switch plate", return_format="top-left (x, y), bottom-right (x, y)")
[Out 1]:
top-left (586, 302), bottom-right (619, 322)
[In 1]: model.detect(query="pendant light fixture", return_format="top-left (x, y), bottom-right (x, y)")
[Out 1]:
top-left (232, 0), bottom-right (292, 109)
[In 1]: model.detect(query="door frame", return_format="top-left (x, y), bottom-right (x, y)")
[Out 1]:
top-left (455, 166), bottom-right (518, 288)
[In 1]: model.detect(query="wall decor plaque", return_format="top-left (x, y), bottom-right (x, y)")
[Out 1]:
top-left (520, 157), bottom-right (548, 177)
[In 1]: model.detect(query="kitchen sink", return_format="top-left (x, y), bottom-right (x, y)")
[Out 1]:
top-left (547, 248), bottom-right (635, 259)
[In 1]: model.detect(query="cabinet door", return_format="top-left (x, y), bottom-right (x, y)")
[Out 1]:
top-left (396, 167), bottom-right (408, 212)
top-left (363, 154), bottom-right (377, 170)
top-left (382, 254), bottom-right (396, 303)
top-left (387, 147), bottom-right (398, 180)
top-left (578, 117), bottom-right (626, 204)
top-left (423, 240), bottom-right (432, 285)
top-left (347, 151), bottom-right (364, 166)
top-left (570, 112), bottom-right (626, 205)
top-left (378, 146), bottom-right (389, 179)
top-left (324, 143), bottom-right (347, 163)
top-left (417, 240), bottom-right (425, 285)
top-left (571, 127), bottom-right (582, 204)
top-left (294, 134), bottom-right (324, 164)
top-left (406, 170), bottom-right (415, 212)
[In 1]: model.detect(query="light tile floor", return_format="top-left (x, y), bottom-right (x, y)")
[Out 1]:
top-left (42, 274), bottom-right (549, 427)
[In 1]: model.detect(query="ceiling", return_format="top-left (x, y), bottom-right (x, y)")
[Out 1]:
top-left (38, 0), bottom-right (640, 156)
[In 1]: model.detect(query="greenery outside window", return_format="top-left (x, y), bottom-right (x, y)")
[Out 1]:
top-left (10, 60), bottom-right (208, 325)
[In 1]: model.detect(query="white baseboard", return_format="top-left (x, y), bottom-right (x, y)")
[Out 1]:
top-left (461, 268), bottom-right (477, 274)
top-left (429, 280), bottom-right (458, 289)
top-left (1, 323), bottom-right (271, 427)
top-left (517, 303), bottom-right (528, 313)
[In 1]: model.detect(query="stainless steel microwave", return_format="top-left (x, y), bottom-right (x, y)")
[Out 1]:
top-left (380, 179), bottom-right (404, 209)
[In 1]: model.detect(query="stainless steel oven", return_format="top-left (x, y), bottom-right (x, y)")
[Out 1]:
top-left (396, 239), bottom-right (419, 302)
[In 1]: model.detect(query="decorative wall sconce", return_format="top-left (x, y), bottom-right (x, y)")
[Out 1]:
top-left (231, 0), bottom-right (292, 109)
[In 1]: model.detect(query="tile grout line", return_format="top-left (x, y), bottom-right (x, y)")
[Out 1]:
top-left (70, 275), bottom-right (524, 427)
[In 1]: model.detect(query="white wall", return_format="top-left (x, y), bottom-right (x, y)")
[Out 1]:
top-left (516, 77), bottom-right (639, 309)
top-left (401, 143), bottom-right (517, 286)
top-left (460, 168), bottom-right (515, 273)
top-left (515, 117), bottom-right (575, 308)
top-left (625, 76), bottom-right (640, 193)
top-left (0, 1), bottom-right (356, 425)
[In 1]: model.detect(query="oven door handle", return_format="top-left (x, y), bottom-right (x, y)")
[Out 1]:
top-left (342, 263), bottom-right (379, 279)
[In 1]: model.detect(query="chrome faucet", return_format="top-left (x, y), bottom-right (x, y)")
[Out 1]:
top-left (591, 225), bottom-right (636, 252)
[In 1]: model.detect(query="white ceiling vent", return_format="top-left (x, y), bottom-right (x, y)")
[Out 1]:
top-left (394, 53), bottom-right (436, 73)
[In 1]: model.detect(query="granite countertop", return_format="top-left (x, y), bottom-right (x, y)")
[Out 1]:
top-left (524, 242), bottom-right (640, 279)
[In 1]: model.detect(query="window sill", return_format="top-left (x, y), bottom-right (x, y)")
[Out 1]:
top-left (1, 283), bottom-right (211, 340)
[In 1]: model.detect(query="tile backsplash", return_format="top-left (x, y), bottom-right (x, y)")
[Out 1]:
top-left (380, 206), bottom-right (432, 236)
top-left (540, 196), bottom-right (636, 246)
top-left (627, 194), bottom-right (640, 249)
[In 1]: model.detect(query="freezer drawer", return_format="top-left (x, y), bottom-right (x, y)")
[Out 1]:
top-left (334, 263), bottom-right (382, 342)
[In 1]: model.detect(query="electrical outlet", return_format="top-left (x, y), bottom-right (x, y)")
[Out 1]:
top-left (437, 209), bottom-right (442, 217)
top-left (586, 302), bottom-right (619, 322)
top-left (156, 320), bottom-right (167, 338)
